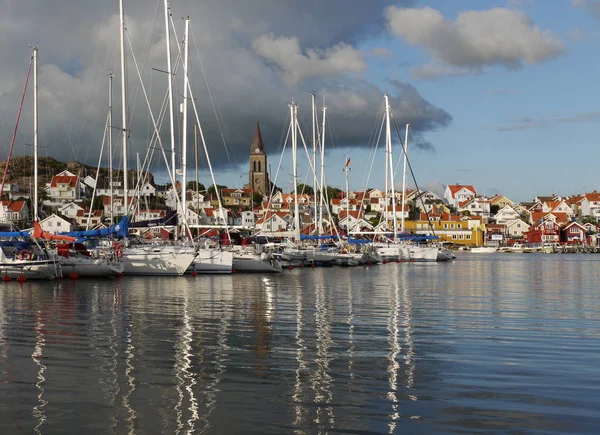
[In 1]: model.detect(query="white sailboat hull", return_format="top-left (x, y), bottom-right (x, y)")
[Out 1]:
top-left (121, 246), bottom-right (196, 276)
top-left (400, 245), bottom-right (439, 262)
top-left (59, 257), bottom-right (124, 277)
top-left (233, 253), bottom-right (282, 273)
top-left (470, 247), bottom-right (498, 253)
top-left (188, 249), bottom-right (233, 274)
top-left (0, 259), bottom-right (60, 280)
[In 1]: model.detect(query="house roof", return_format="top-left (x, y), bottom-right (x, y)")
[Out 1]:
top-left (1, 200), bottom-right (25, 213)
top-left (222, 188), bottom-right (253, 195)
top-left (339, 210), bottom-right (365, 220)
top-left (50, 175), bottom-right (78, 188)
top-left (531, 211), bottom-right (569, 224)
top-left (584, 192), bottom-right (600, 202)
top-left (447, 184), bottom-right (477, 198)
top-left (76, 209), bottom-right (102, 217)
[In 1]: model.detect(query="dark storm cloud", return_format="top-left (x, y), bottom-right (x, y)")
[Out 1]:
top-left (0, 0), bottom-right (448, 173)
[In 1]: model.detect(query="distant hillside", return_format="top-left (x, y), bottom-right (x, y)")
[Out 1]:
top-left (0, 156), bottom-right (155, 188)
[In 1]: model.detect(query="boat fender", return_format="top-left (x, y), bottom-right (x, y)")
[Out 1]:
top-left (18, 249), bottom-right (32, 260)
top-left (113, 243), bottom-right (123, 258)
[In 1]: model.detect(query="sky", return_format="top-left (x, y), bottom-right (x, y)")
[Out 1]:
top-left (0, 0), bottom-right (599, 203)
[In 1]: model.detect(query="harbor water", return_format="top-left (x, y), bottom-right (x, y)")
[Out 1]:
top-left (1, 253), bottom-right (599, 434)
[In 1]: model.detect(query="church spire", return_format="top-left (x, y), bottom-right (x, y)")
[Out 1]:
top-left (251, 121), bottom-right (265, 154)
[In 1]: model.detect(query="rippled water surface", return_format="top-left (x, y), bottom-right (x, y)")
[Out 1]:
top-left (1, 253), bottom-right (599, 434)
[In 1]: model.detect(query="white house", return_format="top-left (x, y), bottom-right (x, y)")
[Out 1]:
top-left (47, 171), bottom-right (83, 204)
top-left (506, 219), bottom-right (529, 239)
top-left (0, 200), bottom-right (29, 223)
top-left (494, 205), bottom-right (522, 226)
top-left (255, 212), bottom-right (289, 232)
top-left (457, 196), bottom-right (491, 219)
top-left (201, 207), bottom-right (229, 226)
top-left (39, 213), bottom-right (73, 233)
top-left (75, 209), bottom-right (103, 228)
top-left (58, 201), bottom-right (85, 219)
top-left (444, 184), bottom-right (477, 208)
top-left (575, 192), bottom-right (600, 219)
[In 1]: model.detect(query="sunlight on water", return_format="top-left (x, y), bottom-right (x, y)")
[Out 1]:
top-left (0, 253), bottom-right (599, 434)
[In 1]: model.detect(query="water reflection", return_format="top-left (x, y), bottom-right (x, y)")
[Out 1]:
top-left (31, 310), bottom-right (47, 435)
top-left (293, 283), bottom-right (308, 431)
top-left (0, 256), bottom-right (599, 434)
top-left (386, 271), bottom-right (400, 433)
top-left (312, 271), bottom-right (334, 431)
top-left (174, 288), bottom-right (198, 434)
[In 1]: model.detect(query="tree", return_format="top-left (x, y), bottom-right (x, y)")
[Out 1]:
top-left (490, 204), bottom-right (500, 215)
top-left (206, 184), bottom-right (227, 197)
top-left (187, 180), bottom-right (205, 192)
top-left (91, 195), bottom-right (105, 211)
top-left (296, 183), bottom-right (314, 195)
top-left (253, 192), bottom-right (263, 207)
top-left (581, 215), bottom-right (598, 225)
top-left (322, 186), bottom-right (342, 203)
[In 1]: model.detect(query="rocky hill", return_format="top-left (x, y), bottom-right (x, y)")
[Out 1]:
top-left (0, 156), bottom-right (155, 189)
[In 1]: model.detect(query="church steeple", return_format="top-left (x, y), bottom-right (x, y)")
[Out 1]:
top-left (251, 121), bottom-right (265, 155)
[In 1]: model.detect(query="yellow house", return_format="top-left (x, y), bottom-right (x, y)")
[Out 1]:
top-left (221, 188), bottom-right (254, 208)
top-left (490, 194), bottom-right (514, 209)
top-left (403, 213), bottom-right (484, 246)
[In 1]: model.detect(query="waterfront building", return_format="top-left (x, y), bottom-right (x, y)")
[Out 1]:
top-left (403, 214), bottom-right (482, 246)
top-left (444, 183), bottom-right (477, 208)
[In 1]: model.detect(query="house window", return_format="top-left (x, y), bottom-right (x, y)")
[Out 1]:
top-left (466, 234), bottom-right (471, 240)
top-left (459, 234), bottom-right (464, 239)
top-left (452, 234), bottom-right (457, 240)
top-left (517, 224), bottom-right (521, 228)
top-left (56, 222), bottom-right (61, 227)
top-left (450, 224), bottom-right (455, 228)
top-left (570, 227), bottom-right (578, 234)
top-left (444, 224), bottom-right (448, 229)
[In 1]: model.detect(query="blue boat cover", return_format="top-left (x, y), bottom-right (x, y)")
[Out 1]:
top-left (60, 216), bottom-right (129, 239)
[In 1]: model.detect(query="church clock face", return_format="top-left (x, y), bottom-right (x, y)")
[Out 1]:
top-left (255, 148), bottom-right (260, 153)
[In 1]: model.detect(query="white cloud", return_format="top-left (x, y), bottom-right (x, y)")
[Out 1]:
top-left (570, 0), bottom-right (600, 20)
top-left (252, 33), bottom-right (366, 86)
top-left (385, 6), bottom-right (564, 79)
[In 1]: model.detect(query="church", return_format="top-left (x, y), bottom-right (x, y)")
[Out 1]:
top-left (244, 122), bottom-right (276, 196)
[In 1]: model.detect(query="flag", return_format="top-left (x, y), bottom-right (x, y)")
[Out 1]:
top-left (345, 156), bottom-right (351, 168)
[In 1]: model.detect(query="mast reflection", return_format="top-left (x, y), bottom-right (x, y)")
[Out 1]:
top-left (31, 309), bottom-right (47, 435)
top-left (174, 288), bottom-right (198, 434)
top-left (312, 273), bottom-right (334, 430)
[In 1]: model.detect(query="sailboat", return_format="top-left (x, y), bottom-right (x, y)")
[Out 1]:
top-left (0, 48), bottom-right (60, 280)
top-left (71, 0), bottom-right (197, 276)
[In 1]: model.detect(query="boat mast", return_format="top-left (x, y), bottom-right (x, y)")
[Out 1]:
top-left (290, 102), bottom-right (300, 242)
top-left (108, 71), bottom-right (114, 223)
top-left (33, 46), bottom-right (38, 222)
top-left (312, 92), bottom-right (317, 234)
top-left (401, 123), bottom-right (409, 234)
top-left (181, 16), bottom-right (190, 238)
top-left (344, 156), bottom-right (351, 236)
top-left (319, 101), bottom-right (327, 235)
top-left (164, 0), bottom-right (176, 182)
top-left (119, 0), bottom-right (129, 218)
top-left (384, 94), bottom-right (397, 238)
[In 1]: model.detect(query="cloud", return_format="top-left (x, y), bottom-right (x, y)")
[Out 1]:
top-left (0, 0), bottom-right (447, 183)
top-left (486, 88), bottom-right (522, 95)
top-left (571, 0), bottom-right (600, 20)
top-left (385, 6), bottom-right (565, 79)
top-left (252, 34), bottom-right (365, 85)
top-left (370, 47), bottom-right (392, 58)
top-left (497, 112), bottom-right (600, 131)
